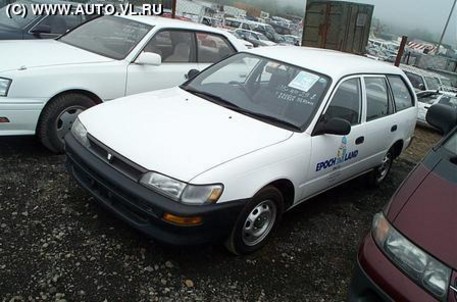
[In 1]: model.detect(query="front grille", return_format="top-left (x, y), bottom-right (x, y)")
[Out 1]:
top-left (87, 134), bottom-right (147, 181)
top-left (70, 153), bottom-right (160, 220)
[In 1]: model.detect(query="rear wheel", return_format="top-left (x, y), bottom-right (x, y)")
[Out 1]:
top-left (38, 93), bottom-right (95, 153)
top-left (368, 149), bottom-right (393, 187)
top-left (225, 186), bottom-right (283, 255)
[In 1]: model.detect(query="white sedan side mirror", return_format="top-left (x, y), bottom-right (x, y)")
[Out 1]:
top-left (136, 52), bottom-right (162, 66)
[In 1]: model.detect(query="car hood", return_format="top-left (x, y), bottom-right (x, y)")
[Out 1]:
top-left (79, 87), bottom-right (293, 182)
top-left (388, 159), bottom-right (457, 269)
top-left (0, 39), bottom-right (113, 72)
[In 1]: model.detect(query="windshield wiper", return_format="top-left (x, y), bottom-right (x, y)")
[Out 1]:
top-left (182, 86), bottom-right (301, 131)
top-left (182, 86), bottom-right (240, 110)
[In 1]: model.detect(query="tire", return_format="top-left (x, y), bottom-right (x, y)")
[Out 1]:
top-left (368, 149), bottom-right (394, 187)
top-left (37, 93), bottom-right (95, 153)
top-left (225, 186), bottom-right (284, 255)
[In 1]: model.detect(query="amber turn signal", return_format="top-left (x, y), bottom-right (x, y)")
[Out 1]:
top-left (162, 213), bottom-right (203, 226)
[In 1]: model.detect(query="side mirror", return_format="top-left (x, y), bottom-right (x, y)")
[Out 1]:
top-left (418, 83), bottom-right (426, 91)
top-left (135, 52), bottom-right (161, 66)
top-left (186, 69), bottom-right (200, 80)
top-left (426, 103), bottom-right (457, 134)
top-left (31, 24), bottom-right (51, 35)
top-left (314, 117), bottom-right (351, 136)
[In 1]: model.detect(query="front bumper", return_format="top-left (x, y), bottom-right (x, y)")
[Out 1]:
top-left (349, 233), bottom-right (442, 302)
top-left (0, 98), bottom-right (46, 135)
top-left (64, 133), bottom-right (248, 245)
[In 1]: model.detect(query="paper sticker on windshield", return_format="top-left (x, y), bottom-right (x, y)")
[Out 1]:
top-left (288, 71), bottom-right (320, 92)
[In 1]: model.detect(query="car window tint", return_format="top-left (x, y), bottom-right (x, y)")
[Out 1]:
top-left (145, 30), bottom-right (193, 63)
top-left (196, 32), bottom-right (235, 63)
top-left (387, 75), bottom-right (414, 111)
top-left (365, 77), bottom-right (390, 121)
top-left (325, 78), bottom-right (361, 125)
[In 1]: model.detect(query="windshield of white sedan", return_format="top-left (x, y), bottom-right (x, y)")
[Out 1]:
top-left (183, 53), bottom-right (330, 130)
top-left (59, 16), bottom-right (151, 60)
top-left (0, 1), bottom-right (36, 28)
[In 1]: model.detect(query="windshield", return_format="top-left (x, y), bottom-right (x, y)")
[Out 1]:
top-left (0, 1), bottom-right (37, 28)
top-left (257, 33), bottom-right (269, 41)
top-left (424, 76), bottom-right (440, 90)
top-left (59, 16), bottom-right (151, 60)
top-left (182, 53), bottom-right (330, 131)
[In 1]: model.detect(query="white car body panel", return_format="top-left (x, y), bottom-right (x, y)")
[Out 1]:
top-left (76, 47), bottom-right (418, 206)
top-left (80, 88), bottom-right (293, 182)
top-left (0, 16), bottom-right (246, 136)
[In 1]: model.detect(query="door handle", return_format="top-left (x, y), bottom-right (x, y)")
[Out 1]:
top-left (391, 125), bottom-right (397, 132)
top-left (424, 106), bottom-right (430, 109)
top-left (355, 136), bottom-right (364, 145)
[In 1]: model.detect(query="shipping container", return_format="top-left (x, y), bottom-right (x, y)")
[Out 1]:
top-left (302, 1), bottom-right (373, 54)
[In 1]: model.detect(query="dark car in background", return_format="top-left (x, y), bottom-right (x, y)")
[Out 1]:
top-left (349, 104), bottom-right (457, 301)
top-left (0, 0), bottom-right (96, 39)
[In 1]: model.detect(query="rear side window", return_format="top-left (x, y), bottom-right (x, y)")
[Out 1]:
top-left (365, 77), bottom-right (391, 121)
top-left (387, 75), bottom-right (414, 111)
top-left (325, 78), bottom-right (361, 125)
top-left (196, 32), bottom-right (235, 63)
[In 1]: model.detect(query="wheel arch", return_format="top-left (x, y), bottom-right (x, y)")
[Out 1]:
top-left (262, 178), bottom-right (295, 210)
top-left (36, 89), bottom-right (103, 132)
top-left (390, 139), bottom-right (404, 159)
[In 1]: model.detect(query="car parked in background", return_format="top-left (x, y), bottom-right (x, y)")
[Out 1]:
top-left (233, 29), bottom-right (276, 47)
top-left (401, 65), bottom-right (443, 92)
top-left (416, 90), bottom-right (457, 127)
top-left (65, 46), bottom-right (417, 255)
top-left (0, 15), bottom-right (246, 152)
top-left (0, 0), bottom-right (97, 40)
top-left (349, 103), bottom-right (457, 302)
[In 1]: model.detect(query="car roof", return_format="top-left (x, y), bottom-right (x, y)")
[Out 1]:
top-left (400, 64), bottom-right (440, 78)
top-left (119, 15), bottom-right (229, 35)
top-left (244, 46), bottom-right (405, 79)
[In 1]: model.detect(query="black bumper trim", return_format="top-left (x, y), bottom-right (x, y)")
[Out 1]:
top-left (64, 133), bottom-right (248, 245)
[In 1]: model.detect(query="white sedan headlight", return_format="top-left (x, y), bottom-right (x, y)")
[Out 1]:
top-left (372, 212), bottom-right (451, 300)
top-left (0, 77), bottom-right (12, 97)
top-left (140, 172), bottom-right (223, 205)
top-left (71, 117), bottom-right (90, 148)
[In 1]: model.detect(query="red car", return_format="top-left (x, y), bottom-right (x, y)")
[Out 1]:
top-left (349, 104), bottom-right (457, 301)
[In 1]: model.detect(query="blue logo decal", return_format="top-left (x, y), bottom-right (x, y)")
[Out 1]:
top-left (315, 136), bottom-right (359, 172)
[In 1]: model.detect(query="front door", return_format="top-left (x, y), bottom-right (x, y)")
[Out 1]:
top-left (126, 29), bottom-right (199, 95)
top-left (303, 77), bottom-right (365, 199)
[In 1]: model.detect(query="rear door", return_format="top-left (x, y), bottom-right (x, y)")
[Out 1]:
top-left (360, 75), bottom-right (397, 169)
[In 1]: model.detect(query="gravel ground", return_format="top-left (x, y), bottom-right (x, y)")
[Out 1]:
top-left (0, 126), bottom-right (441, 302)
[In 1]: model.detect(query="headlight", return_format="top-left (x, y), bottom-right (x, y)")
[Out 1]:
top-left (372, 212), bottom-right (451, 300)
top-left (140, 172), bottom-right (223, 205)
top-left (71, 117), bottom-right (90, 148)
top-left (0, 77), bottom-right (12, 97)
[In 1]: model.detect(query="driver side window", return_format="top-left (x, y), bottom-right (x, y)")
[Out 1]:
top-left (324, 78), bottom-right (362, 125)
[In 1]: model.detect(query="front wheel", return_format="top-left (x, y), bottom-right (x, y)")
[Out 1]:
top-left (225, 186), bottom-right (284, 255)
top-left (37, 93), bottom-right (96, 153)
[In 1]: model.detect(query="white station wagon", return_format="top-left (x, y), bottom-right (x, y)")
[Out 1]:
top-left (65, 47), bottom-right (418, 254)
top-left (0, 15), bottom-right (246, 152)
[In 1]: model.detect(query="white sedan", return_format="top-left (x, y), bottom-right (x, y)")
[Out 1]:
top-left (416, 90), bottom-right (457, 127)
top-left (0, 15), bottom-right (246, 152)
top-left (65, 46), bottom-right (418, 254)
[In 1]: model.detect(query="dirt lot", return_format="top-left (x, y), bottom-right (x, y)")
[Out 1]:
top-left (0, 126), bottom-right (441, 302)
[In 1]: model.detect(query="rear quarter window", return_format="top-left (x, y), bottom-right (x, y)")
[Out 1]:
top-left (387, 75), bottom-right (414, 111)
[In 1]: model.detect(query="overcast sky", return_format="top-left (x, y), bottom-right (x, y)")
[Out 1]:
top-left (287, 0), bottom-right (457, 45)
